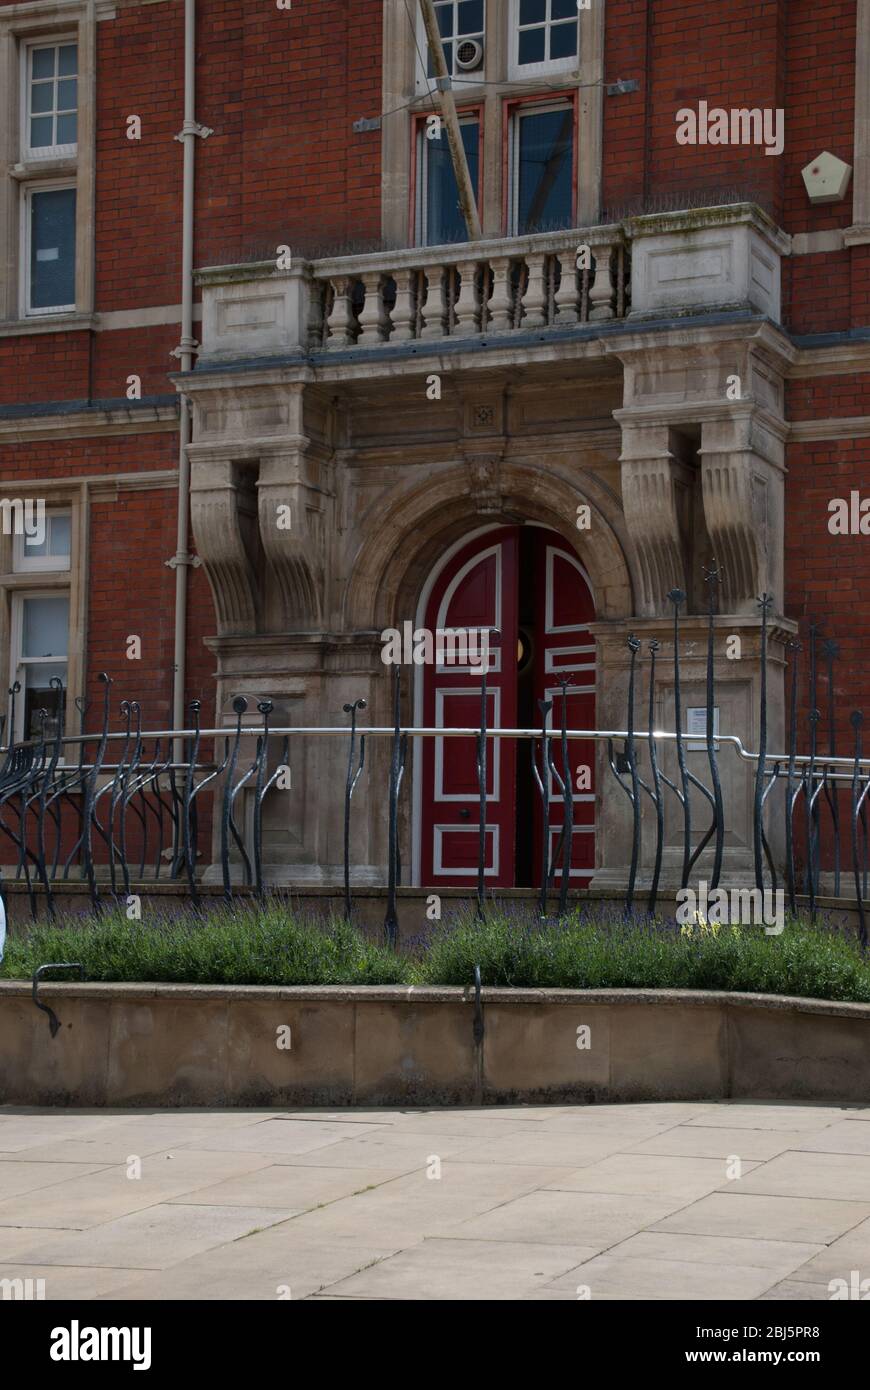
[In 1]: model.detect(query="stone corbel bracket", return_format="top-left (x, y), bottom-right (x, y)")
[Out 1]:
top-left (699, 407), bottom-right (786, 614)
top-left (189, 446), bottom-right (259, 636)
top-left (618, 423), bottom-right (688, 616)
top-left (256, 439), bottom-right (329, 628)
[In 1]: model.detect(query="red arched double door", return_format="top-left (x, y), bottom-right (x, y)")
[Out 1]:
top-left (418, 524), bottom-right (596, 889)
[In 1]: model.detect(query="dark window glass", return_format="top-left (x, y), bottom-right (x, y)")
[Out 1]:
top-left (425, 121), bottom-right (480, 245)
top-left (458, 0), bottom-right (483, 31)
top-left (549, 20), bottom-right (578, 59)
top-left (520, 0), bottom-right (546, 23)
top-left (516, 107), bottom-right (574, 234)
top-left (518, 27), bottom-right (546, 64)
top-left (552, 0), bottom-right (577, 19)
top-left (30, 187), bottom-right (76, 310)
top-left (31, 47), bottom-right (55, 80)
top-left (24, 664), bottom-right (66, 741)
top-left (436, 1), bottom-right (454, 35)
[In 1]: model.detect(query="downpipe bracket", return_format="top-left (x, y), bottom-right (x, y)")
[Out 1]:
top-left (174, 121), bottom-right (213, 142)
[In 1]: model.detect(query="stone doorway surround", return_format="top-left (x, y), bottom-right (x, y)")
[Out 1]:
top-left (181, 204), bottom-right (794, 891)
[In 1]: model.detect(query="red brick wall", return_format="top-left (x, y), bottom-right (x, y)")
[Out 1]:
top-left (1, 0), bottom-right (868, 760)
top-left (784, 436), bottom-right (870, 745)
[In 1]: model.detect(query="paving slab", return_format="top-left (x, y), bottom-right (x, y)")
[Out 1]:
top-left (172, 1117), bottom-right (385, 1157)
top-left (447, 1128), bottom-right (655, 1167)
top-left (543, 1152), bottom-right (759, 1200)
top-left (280, 1161), bottom-right (577, 1245)
top-left (325, 1238), bottom-right (599, 1300)
top-left (165, 1163), bottom-right (408, 1211)
top-left (0, 1263), bottom-right (146, 1299)
top-left (590, 1230), bottom-right (824, 1276)
top-left (8, 1202), bottom-right (292, 1270)
top-left (734, 1151), bottom-right (870, 1202)
top-left (0, 1148), bottom-right (276, 1229)
top-left (276, 1128), bottom-right (484, 1170)
top-left (652, 1192), bottom-right (870, 1245)
top-left (682, 1105), bottom-right (855, 1131)
top-left (101, 1238), bottom-right (403, 1300)
top-left (793, 1120), bottom-right (870, 1156)
top-left (774, 1214), bottom-right (870, 1286)
top-left (1, 1102), bottom-right (868, 1300)
top-left (0, 1159), bottom-right (112, 1199)
top-left (546, 1253), bottom-right (783, 1300)
top-left (448, 1189), bottom-right (692, 1247)
top-left (758, 1280), bottom-right (839, 1300)
top-left (624, 1125), bottom-right (810, 1161)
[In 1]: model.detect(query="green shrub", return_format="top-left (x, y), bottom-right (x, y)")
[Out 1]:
top-left (0, 905), bottom-right (410, 987)
top-left (414, 912), bottom-right (870, 1002)
top-left (1, 904), bottom-right (868, 1003)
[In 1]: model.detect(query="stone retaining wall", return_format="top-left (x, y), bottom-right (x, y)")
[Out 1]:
top-left (1, 984), bottom-right (868, 1108)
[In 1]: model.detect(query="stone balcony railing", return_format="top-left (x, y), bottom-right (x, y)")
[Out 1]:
top-left (310, 225), bottom-right (628, 350)
top-left (195, 204), bottom-right (790, 364)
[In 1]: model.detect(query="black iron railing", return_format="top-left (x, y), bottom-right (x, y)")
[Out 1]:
top-left (1, 580), bottom-right (868, 947)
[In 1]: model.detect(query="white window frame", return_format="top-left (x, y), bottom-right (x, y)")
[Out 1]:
top-left (12, 508), bottom-right (72, 574)
top-left (415, 111), bottom-right (481, 245)
top-left (21, 179), bottom-right (77, 317)
top-left (9, 589), bottom-right (70, 744)
top-left (414, 0), bottom-right (486, 95)
top-left (508, 0), bottom-right (580, 82)
top-left (20, 37), bottom-right (78, 163)
top-left (507, 97), bottom-right (576, 235)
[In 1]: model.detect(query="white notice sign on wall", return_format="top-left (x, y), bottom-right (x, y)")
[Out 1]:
top-left (686, 706), bottom-right (719, 753)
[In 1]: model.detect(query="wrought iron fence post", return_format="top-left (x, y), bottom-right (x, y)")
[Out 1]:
top-left (383, 665), bottom-right (401, 950)
top-left (647, 639), bottom-right (664, 916)
top-left (82, 674), bottom-right (112, 914)
top-left (530, 697), bottom-right (553, 918)
top-left (182, 700), bottom-right (202, 906)
top-left (667, 589), bottom-right (692, 888)
top-left (850, 711), bottom-right (868, 950)
top-left (252, 700), bottom-right (273, 904)
top-left (703, 564), bottom-right (725, 890)
top-left (806, 622), bottom-right (822, 902)
top-left (823, 639), bottom-right (841, 897)
top-left (754, 594), bottom-right (772, 892)
top-left (807, 708), bottom-right (823, 922)
top-left (343, 698), bottom-right (367, 920)
top-left (556, 674), bottom-right (574, 918)
top-left (625, 634), bottom-right (641, 916)
top-left (785, 639), bottom-right (801, 914)
top-left (220, 696), bottom-right (248, 904)
top-left (475, 636), bottom-right (496, 923)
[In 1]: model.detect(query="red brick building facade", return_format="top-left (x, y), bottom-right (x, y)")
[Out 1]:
top-left (0, 0), bottom-right (867, 891)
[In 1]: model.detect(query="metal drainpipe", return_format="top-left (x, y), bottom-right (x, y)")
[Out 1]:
top-left (171, 0), bottom-right (207, 757)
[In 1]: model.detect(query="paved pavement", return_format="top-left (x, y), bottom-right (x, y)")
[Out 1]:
top-left (1, 1101), bottom-right (869, 1300)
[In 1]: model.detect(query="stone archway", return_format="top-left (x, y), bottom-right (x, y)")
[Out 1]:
top-left (342, 456), bottom-right (637, 636)
top-left (341, 458), bottom-right (637, 891)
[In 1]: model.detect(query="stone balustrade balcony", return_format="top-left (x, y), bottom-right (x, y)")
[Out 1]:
top-left (194, 204), bottom-right (790, 367)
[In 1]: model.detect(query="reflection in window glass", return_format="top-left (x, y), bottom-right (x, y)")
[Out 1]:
top-left (22, 596), bottom-right (69, 658)
top-left (27, 43), bottom-right (78, 152)
top-left (420, 118), bottom-right (480, 245)
top-left (516, 0), bottom-right (578, 68)
top-left (29, 187), bottom-right (76, 311)
top-left (18, 595), bottom-right (69, 741)
top-left (21, 512), bottom-right (72, 566)
top-left (513, 105), bottom-right (574, 234)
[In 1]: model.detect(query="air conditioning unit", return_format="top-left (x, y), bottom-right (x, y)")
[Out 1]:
top-left (455, 38), bottom-right (483, 72)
